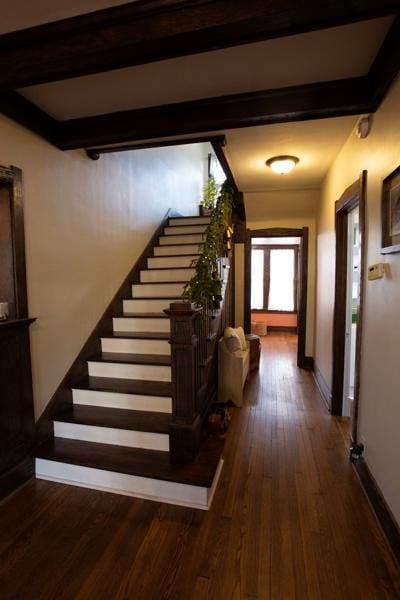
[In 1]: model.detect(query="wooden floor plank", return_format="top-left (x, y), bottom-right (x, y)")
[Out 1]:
top-left (0, 332), bottom-right (399, 599)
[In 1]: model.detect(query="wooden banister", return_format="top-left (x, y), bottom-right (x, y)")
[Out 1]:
top-left (165, 256), bottom-right (233, 463)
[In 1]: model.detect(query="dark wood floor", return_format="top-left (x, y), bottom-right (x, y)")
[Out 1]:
top-left (1, 333), bottom-right (399, 599)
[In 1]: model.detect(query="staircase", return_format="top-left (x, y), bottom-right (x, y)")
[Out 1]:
top-left (36, 215), bottom-right (224, 510)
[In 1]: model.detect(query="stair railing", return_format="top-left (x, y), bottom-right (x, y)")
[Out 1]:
top-left (165, 247), bottom-right (233, 464)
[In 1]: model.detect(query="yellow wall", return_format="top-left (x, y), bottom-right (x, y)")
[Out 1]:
top-left (244, 189), bottom-right (319, 357)
top-left (315, 76), bottom-right (400, 524)
top-left (0, 115), bottom-right (204, 419)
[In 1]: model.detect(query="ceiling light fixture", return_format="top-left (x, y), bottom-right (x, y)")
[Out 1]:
top-left (266, 155), bottom-right (299, 175)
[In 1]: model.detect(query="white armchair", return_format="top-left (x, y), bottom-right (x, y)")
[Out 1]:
top-left (218, 326), bottom-right (250, 407)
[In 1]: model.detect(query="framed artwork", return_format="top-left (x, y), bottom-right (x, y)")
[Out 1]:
top-left (382, 165), bottom-right (400, 254)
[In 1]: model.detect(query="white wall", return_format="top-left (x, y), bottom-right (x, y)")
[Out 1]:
top-left (315, 76), bottom-right (400, 524)
top-left (0, 115), bottom-right (204, 418)
top-left (244, 189), bottom-right (319, 357)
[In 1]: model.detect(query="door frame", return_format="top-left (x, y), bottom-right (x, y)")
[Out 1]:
top-left (244, 227), bottom-right (310, 369)
top-left (331, 172), bottom-right (367, 443)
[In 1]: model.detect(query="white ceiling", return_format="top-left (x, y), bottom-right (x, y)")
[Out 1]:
top-left (20, 17), bottom-right (392, 120)
top-left (224, 116), bottom-right (357, 191)
top-left (0, 0), bottom-right (130, 34)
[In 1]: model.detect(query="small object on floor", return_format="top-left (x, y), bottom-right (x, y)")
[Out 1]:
top-left (246, 333), bottom-right (261, 371)
top-left (207, 413), bottom-right (223, 435)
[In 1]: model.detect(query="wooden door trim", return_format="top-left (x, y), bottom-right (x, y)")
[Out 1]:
top-left (0, 165), bottom-right (28, 319)
top-left (331, 172), bottom-right (367, 442)
top-left (244, 227), bottom-right (310, 369)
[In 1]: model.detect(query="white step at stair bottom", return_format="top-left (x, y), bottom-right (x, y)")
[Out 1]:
top-left (164, 225), bottom-right (207, 235)
top-left (72, 388), bottom-right (172, 413)
top-left (159, 233), bottom-right (204, 245)
top-left (131, 282), bottom-right (185, 297)
top-left (53, 421), bottom-right (169, 451)
top-left (153, 244), bottom-right (203, 256)
top-left (169, 216), bottom-right (210, 226)
top-left (123, 298), bottom-right (179, 313)
top-left (140, 268), bottom-right (195, 283)
top-left (35, 457), bottom-right (224, 510)
top-left (147, 255), bottom-right (199, 269)
top-left (88, 360), bottom-right (171, 382)
top-left (113, 317), bottom-right (169, 333)
top-left (101, 336), bottom-right (170, 355)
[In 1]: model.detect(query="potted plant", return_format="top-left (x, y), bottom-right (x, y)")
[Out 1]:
top-left (199, 174), bottom-right (219, 216)
top-left (184, 180), bottom-right (233, 309)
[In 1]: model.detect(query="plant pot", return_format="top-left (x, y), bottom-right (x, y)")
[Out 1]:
top-left (199, 205), bottom-right (213, 217)
top-left (207, 413), bottom-right (223, 435)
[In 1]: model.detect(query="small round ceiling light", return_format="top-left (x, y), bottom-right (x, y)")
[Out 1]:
top-left (266, 155), bottom-right (299, 175)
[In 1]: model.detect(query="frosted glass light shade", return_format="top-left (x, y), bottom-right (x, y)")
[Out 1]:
top-left (266, 155), bottom-right (299, 175)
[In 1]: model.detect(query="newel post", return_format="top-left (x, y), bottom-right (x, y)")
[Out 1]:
top-left (164, 302), bottom-right (202, 464)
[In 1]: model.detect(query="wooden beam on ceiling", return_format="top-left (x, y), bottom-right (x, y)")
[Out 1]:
top-left (367, 15), bottom-right (400, 107)
top-left (56, 77), bottom-right (372, 150)
top-left (0, 91), bottom-right (59, 144)
top-left (0, 0), bottom-right (398, 90)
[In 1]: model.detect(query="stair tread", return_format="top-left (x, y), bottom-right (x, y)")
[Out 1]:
top-left (89, 352), bottom-right (171, 365)
top-left (133, 281), bottom-right (188, 284)
top-left (36, 436), bottom-right (223, 488)
top-left (101, 331), bottom-right (170, 340)
top-left (74, 375), bottom-right (172, 397)
top-left (154, 242), bottom-right (204, 247)
top-left (142, 266), bottom-right (196, 271)
top-left (54, 405), bottom-right (171, 433)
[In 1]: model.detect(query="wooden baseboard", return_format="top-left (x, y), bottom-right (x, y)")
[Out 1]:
top-left (303, 356), bottom-right (314, 371)
top-left (313, 363), bottom-right (332, 410)
top-left (267, 326), bottom-right (297, 332)
top-left (0, 456), bottom-right (34, 501)
top-left (353, 457), bottom-right (400, 569)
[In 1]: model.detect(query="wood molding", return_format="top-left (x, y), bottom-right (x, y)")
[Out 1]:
top-left (85, 134), bottom-right (226, 159)
top-left (0, 456), bottom-right (34, 502)
top-left (35, 208), bottom-right (178, 446)
top-left (0, 0), bottom-right (397, 90)
top-left (313, 363), bottom-right (332, 410)
top-left (0, 92), bottom-right (59, 146)
top-left (245, 227), bottom-right (309, 369)
top-left (57, 77), bottom-right (372, 150)
top-left (331, 172), bottom-right (367, 426)
top-left (353, 457), bottom-right (400, 569)
top-left (368, 15), bottom-right (400, 108)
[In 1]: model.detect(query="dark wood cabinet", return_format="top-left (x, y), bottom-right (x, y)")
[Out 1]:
top-left (0, 318), bottom-right (36, 499)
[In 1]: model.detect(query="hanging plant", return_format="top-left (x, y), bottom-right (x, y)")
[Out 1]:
top-left (184, 181), bottom-right (233, 309)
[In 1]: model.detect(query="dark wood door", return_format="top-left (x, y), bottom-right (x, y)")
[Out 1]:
top-left (0, 182), bottom-right (16, 318)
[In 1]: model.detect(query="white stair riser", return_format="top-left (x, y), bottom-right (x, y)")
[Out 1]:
top-left (169, 217), bottom-right (210, 226)
top-left (113, 317), bottom-right (169, 333)
top-left (72, 388), bottom-right (172, 413)
top-left (131, 283), bottom-right (185, 297)
top-left (159, 234), bottom-right (204, 245)
top-left (88, 361), bottom-right (171, 382)
top-left (101, 337), bottom-right (170, 355)
top-left (140, 268), bottom-right (194, 283)
top-left (53, 422), bottom-right (169, 451)
top-left (164, 225), bottom-right (207, 235)
top-left (148, 256), bottom-right (198, 269)
top-left (123, 298), bottom-right (177, 313)
top-left (35, 459), bottom-right (222, 509)
top-left (154, 244), bottom-right (203, 256)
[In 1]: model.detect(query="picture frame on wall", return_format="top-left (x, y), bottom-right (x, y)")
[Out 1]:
top-left (381, 165), bottom-right (400, 254)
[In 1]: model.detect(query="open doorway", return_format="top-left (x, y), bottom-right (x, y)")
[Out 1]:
top-left (331, 172), bottom-right (366, 443)
top-left (244, 227), bottom-right (309, 369)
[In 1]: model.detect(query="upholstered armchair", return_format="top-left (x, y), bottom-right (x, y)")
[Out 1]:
top-left (218, 326), bottom-right (250, 407)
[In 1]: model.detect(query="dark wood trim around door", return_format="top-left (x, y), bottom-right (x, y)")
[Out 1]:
top-left (0, 165), bottom-right (29, 319)
top-left (244, 227), bottom-right (310, 369)
top-left (331, 172), bottom-right (367, 444)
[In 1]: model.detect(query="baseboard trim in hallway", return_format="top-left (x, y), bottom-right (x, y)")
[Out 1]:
top-left (353, 457), bottom-right (400, 568)
top-left (313, 362), bottom-right (332, 410)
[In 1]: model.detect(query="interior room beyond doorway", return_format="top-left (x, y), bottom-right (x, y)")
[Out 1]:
top-left (250, 236), bottom-right (301, 340)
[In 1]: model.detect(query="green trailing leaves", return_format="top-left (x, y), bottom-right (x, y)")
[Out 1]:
top-left (183, 181), bottom-right (233, 308)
